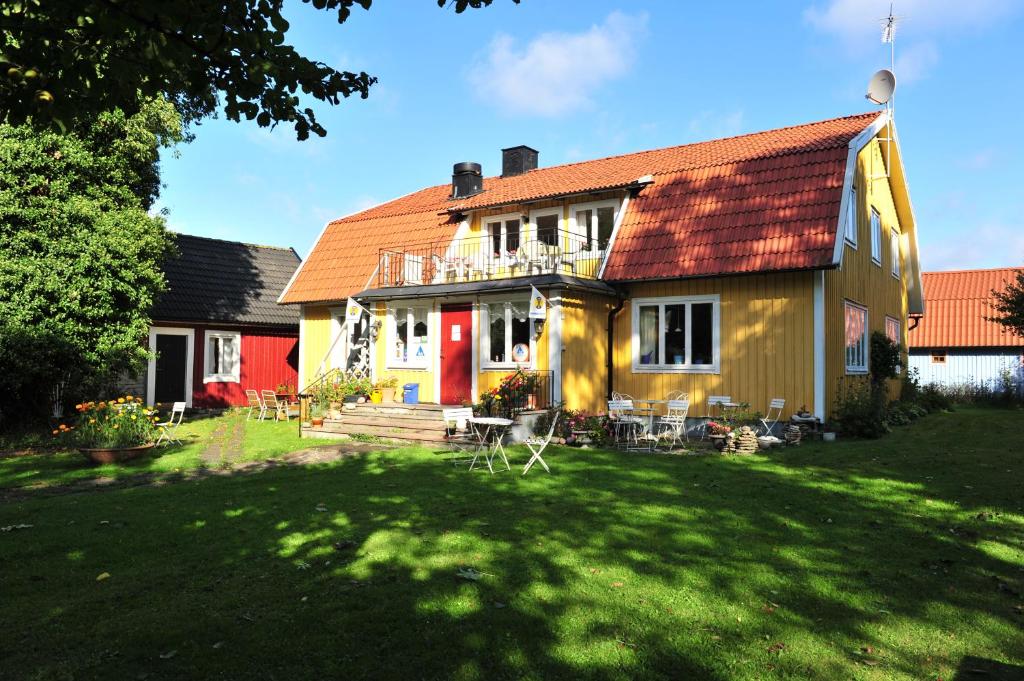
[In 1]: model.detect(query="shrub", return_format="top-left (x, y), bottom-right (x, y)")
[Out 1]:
top-left (54, 396), bottom-right (161, 448)
top-left (870, 332), bottom-right (902, 385)
top-left (832, 378), bottom-right (889, 439)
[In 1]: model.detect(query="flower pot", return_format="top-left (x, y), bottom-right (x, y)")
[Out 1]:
top-left (708, 434), bottom-right (728, 451)
top-left (381, 387), bottom-right (396, 402)
top-left (311, 418), bottom-right (324, 428)
top-left (329, 401), bottom-right (342, 410)
top-left (78, 443), bottom-right (155, 465)
top-left (342, 395), bottom-right (359, 404)
top-left (370, 390), bottom-right (383, 404)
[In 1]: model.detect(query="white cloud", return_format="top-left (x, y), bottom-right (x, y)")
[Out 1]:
top-left (686, 110), bottom-right (745, 141)
top-left (893, 41), bottom-right (939, 84)
top-left (804, 0), bottom-right (1015, 43)
top-left (922, 220), bottom-right (1024, 271)
top-left (467, 11), bottom-right (647, 117)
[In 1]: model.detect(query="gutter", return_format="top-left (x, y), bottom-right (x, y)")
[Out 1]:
top-left (606, 289), bottom-right (627, 401)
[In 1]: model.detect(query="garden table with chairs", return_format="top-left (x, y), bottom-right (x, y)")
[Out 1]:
top-left (467, 416), bottom-right (514, 474)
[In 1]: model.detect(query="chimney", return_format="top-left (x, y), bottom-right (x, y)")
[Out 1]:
top-left (451, 162), bottom-right (483, 199)
top-left (501, 145), bottom-right (538, 177)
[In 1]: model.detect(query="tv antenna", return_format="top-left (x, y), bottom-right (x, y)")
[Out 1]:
top-left (865, 3), bottom-right (900, 179)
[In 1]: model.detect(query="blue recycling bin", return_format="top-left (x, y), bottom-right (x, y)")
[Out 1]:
top-left (402, 383), bottom-right (420, 405)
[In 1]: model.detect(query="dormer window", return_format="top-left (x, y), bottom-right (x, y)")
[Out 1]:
top-left (571, 199), bottom-right (618, 253)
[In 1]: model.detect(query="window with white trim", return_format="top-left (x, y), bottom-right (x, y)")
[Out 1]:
top-left (204, 331), bottom-right (240, 383)
top-left (481, 300), bottom-right (534, 369)
top-left (844, 301), bottom-right (869, 373)
top-left (632, 295), bottom-right (720, 373)
top-left (485, 215), bottom-right (521, 258)
top-left (387, 306), bottom-right (430, 368)
top-left (870, 207), bottom-right (882, 265)
top-left (845, 187), bottom-right (858, 247)
top-left (890, 227), bottom-right (900, 278)
top-left (931, 351), bottom-right (946, 364)
top-left (570, 200), bottom-right (617, 253)
top-left (885, 316), bottom-right (900, 345)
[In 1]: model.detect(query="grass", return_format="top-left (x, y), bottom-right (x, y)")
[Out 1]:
top-left (0, 411), bottom-right (326, 490)
top-left (1, 407), bottom-right (1022, 680)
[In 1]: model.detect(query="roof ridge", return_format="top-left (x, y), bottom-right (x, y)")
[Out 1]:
top-left (924, 266), bottom-right (1023, 275)
top-left (171, 231), bottom-right (299, 254)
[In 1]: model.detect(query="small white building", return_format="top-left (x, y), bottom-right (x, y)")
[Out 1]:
top-left (908, 268), bottom-right (1023, 394)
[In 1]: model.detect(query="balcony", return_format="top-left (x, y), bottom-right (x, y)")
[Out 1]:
top-left (377, 228), bottom-right (607, 288)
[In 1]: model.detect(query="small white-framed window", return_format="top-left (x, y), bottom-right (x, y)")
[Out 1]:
top-left (484, 214), bottom-right (522, 259)
top-left (890, 227), bottom-right (901, 278)
top-left (844, 301), bottom-right (869, 374)
top-left (931, 351), bottom-right (947, 365)
top-left (870, 207), bottom-right (882, 265)
top-left (529, 207), bottom-right (562, 248)
top-left (845, 187), bottom-right (858, 247)
top-left (204, 330), bottom-right (241, 383)
top-left (570, 199), bottom-right (618, 253)
top-left (481, 300), bottom-right (535, 370)
top-left (631, 295), bottom-right (720, 373)
top-left (387, 305), bottom-right (430, 369)
top-left (885, 316), bottom-right (901, 345)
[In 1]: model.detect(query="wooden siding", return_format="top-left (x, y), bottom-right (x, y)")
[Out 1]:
top-left (610, 273), bottom-right (815, 418)
top-left (909, 348), bottom-right (1024, 393)
top-left (562, 292), bottom-right (614, 413)
top-left (300, 305), bottom-right (333, 389)
top-left (824, 139), bottom-right (908, 412)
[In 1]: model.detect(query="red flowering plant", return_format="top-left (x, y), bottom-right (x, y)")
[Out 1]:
top-left (706, 421), bottom-right (732, 436)
top-left (478, 369), bottom-right (540, 417)
top-left (53, 396), bottom-right (161, 448)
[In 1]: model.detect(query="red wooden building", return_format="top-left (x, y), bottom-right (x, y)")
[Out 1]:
top-left (141, 234), bottom-right (301, 408)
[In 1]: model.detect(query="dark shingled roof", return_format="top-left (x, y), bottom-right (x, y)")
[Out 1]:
top-left (152, 233), bottom-right (301, 327)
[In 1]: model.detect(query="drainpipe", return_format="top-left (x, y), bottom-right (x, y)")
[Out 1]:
top-left (606, 290), bottom-right (627, 401)
top-left (908, 314), bottom-right (922, 332)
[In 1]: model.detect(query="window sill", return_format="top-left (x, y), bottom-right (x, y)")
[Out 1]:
top-left (632, 365), bottom-right (719, 375)
top-left (871, 258), bottom-right (881, 266)
top-left (482, 364), bottom-right (534, 372)
top-left (203, 375), bottom-right (239, 384)
top-left (845, 368), bottom-right (869, 375)
top-left (385, 364), bottom-right (430, 371)
top-left (845, 239), bottom-right (858, 249)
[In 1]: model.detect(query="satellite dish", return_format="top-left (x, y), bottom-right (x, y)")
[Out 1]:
top-left (866, 69), bottom-right (896, 105)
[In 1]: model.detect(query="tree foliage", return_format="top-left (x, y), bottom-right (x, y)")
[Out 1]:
top-left (0, 0), bottom-right (517, 140)
top-left (0, 98), bottom-right (184, 421)
top-left (987, 269), bottom-right (1024, 338)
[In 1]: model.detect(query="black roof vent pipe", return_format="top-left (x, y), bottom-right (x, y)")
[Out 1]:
top-left (451, 162), bottom-right (483, 199)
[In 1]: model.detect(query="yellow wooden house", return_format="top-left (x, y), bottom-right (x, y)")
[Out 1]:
top-left (279, 111), bottom-right (923, 421)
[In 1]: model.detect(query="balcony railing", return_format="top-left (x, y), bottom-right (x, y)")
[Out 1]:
top-left (377, 228), bottom-right (607, 288)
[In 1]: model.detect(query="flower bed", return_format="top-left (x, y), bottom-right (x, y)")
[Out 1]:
top-left (53, 396), bottom-right (162, 461)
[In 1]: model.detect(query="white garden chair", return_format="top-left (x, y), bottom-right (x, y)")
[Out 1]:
top-left (245, 389), bottom-right (265, 421)
top-left (261, 390), bottom-right (287, 421)
top-left (760, 398), bottom-right (786, 436)
top-left (523, 412), bottom-right (559, 475)
top-left (607, 398), bottom-right (644, 447)
top-left (155, 402), bottom-right (185, 446)
top-left (658, 398), bottom-right (690, 448)
top-left (442, 407), bottom-right (477, 465)
top-left (701, 395), bottom-right (732, 439)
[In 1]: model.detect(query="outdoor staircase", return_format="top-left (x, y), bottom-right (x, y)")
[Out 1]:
top-left (303, 402), bottom-right (452, 445)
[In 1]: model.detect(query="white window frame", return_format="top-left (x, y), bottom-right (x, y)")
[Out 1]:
top-left (528, 207), bottom-right (563, 247)
top-left (885, 316), bottom-right (901, 346)
top-left (570, 199), bottom-right (619, 254)
top-left (931, 351), bottom-right (947, 365)
top-left (890, 227), bottom-right (901, 278)
top-left (147, 326), bottom-right (195, 407)
top-left (870, 207), bottom-right (882, 265)
top-left (844, 301), bottom-right (869, 374)
top-left (480, 299), bottom-right (536, 371)
top-left (483, 212), bottom-right (523, 263)
top-left (844, 187), bottom-right (858, 247)
top-left (203, 330), bottom-right (241, 383)
top-left (386, 305), bottom-right (431, 370)
top-left (631, 295), bottom-right (721, 374)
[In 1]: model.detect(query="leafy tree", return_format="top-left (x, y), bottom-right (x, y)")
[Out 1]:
top-left (0, 98), bottom-right (184, 421)
top-left (987, 269), bottom-right (1024, 338)
top-left (0, 0), bottom-right (517, 140)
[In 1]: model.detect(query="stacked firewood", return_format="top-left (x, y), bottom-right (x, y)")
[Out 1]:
top-left (783, 424), bottom-right (802, 446)
top-left (726, 426), bottom-right (759, 455)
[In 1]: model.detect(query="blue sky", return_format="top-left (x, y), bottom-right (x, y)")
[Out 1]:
top-left (155, 0), bottom-right (1024, 271)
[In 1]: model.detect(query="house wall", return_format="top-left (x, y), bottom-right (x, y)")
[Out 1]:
top-left (300, 305), bottom-right (333, 390)
top-left (561, 291), bottom-right (614, 413)
top-left (824, 139), bottom-right (908, 413)
top-left (909, 348), bottom-right (1024, 393)
top-left (609, 272), bottom-right (816, 419)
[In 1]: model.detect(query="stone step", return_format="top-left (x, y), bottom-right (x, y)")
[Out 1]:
top-left (308, 420), bottom-right (448, 444)
top-left (328, 414), bottom-right (447, 429)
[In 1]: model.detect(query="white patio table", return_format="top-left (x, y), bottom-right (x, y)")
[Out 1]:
top-left (467, 416), bottom-right (514, 474)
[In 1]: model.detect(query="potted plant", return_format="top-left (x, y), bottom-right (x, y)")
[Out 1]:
top-left (309, 401), bottom-right (325, 428)
top-left (377, 375), bottom-right (399, 402)
top-left (706, 421), bottom-right (732, 450)
top-left (56, 396), bottom-right (161, 464)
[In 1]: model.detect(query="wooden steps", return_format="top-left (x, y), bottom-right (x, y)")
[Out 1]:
top-left (302, 402), bottom-right (457, 444)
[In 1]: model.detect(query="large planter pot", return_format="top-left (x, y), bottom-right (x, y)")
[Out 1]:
top-left (78, 443), bottom-right (155, 465)
top-left (708, 434), bottom-right (728, 451)
top-left (311, 417), bottom-right (324, 428)
top-left (381, 387), bottom-right (396, 402)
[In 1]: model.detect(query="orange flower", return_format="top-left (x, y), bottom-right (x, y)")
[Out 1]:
top-left (75, 403), bottom-right (83, 411)
top-left (98, 401), bottom-right (106, 409)
top-left (52, 429), bottom-right (59, 435)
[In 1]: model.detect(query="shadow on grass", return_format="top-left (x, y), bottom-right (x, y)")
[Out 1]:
top-left (1, 408), bottom-right (1022, 680)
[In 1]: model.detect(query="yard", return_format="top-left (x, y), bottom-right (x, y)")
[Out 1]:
top-left (1, 407), bottom-right (1022, 680)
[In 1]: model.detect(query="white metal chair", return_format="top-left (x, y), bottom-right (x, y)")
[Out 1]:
top-left (431, 254), bottom-right (460, 282)
top-left (442, 407), bottom-right (477, 465)
top-left (658, 399), bottom-right (690, 448)
top-left (245, 389), bottom-right (265, 421)
top-left (608, 399), bottom-right (644, 447)
top-left (155, 402), bottom-right (185, 446)
top-left (701, 395), bottom-right (732, 439)
top-left (523, 412), bottom-right (558, 475)
top-left (760, 398), bottom-right (785, 436)
top-left (261, 390), bottom-right (287, 421)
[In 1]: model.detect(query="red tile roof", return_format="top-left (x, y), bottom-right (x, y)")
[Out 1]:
top-left (909, 268), bottom-right (1023, 348)
top-left (281, 112), bottom-right (881, 304)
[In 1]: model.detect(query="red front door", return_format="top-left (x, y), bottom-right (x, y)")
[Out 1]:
top-left (440, 304), bottom-right (473, 405)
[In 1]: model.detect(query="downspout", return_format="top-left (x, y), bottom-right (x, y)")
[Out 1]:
top-left (606, 290), bottom-right (627, 401)
top-left (908, 314), bottom-right (922, 332)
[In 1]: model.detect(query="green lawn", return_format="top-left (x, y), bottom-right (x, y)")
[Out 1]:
top-left (0, 411), bottom-right (326, 491)
top-left (1, 407), bottom-right (1022, 680)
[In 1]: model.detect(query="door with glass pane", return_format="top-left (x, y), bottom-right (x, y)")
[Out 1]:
top-left (440, 304), bottom-right (473, 404)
